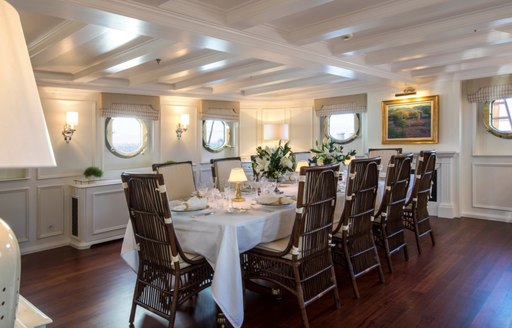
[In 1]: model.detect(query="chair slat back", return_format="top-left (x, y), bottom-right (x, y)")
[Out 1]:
top-left (410, 150), bottom-right (436, 218)
top-left (368, 148), bottom-right (402, 173)
top-left (210, 157), bottom-right (242, 191)
top-left (338, 157), bottom-right (380, 239)
top-left (378, 153), bottom-right (413, 233)
top-left (152, 161), bottom-right (196, 201)
top-left (294, 163), bottom-right (339, 258)
top-left (121, 173), bottom-right (179, 270)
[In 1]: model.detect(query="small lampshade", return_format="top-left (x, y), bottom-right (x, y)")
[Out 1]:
top-left (263, 123), bottom-right (289, 141)
top-left (66, 112), bottom-right (79, 128)
top-left (228, 167), bottom-right (248, 183)
top-left (180, 113), bottom-right (190, 126)
top-left (295, 160), bottom-right (309, 172)
top-left (0, 0), bottom-right (56, 168)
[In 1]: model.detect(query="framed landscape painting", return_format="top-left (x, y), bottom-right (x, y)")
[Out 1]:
top-left (381, 95), bottom-right (439, 144)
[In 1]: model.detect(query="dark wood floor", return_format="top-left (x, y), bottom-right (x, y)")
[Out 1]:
top-left (20, 217), bottom-right (512, 328)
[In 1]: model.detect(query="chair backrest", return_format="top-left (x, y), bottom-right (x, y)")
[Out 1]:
top-left (152, 161), bottom-right (196, 201)
top-left (120, 173), bottom-right (182, 270)
top-left (375, 153), bottom-right (413, 228)
top-left (409, 150), bottom-right (436, 217)
top-left (292, 163), bottom-right (340, 258)
top-left (210, 157), bottom-right (242, 191)
top-left (291, 151), bottom-right (312, 163)
top-left (368, 148), bottom-right (402, 173)
top-left (335, 157), bottom-right (381, 236)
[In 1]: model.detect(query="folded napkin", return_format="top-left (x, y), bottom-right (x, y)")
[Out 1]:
top-left (256, 194), bottom-right (294, 205)
top-left (172, 196), bottom-right (208, 211)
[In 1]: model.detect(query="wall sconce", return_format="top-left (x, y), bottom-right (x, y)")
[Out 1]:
top-left (62, 112), bottom-right (78, 143)
top-left (228, 167), bottom-right (248, 202)
top-left (263, 123), bottom-right (289, 141)
top-left (395, 86), bottom-right (417, 97)
top-left (176, 113), bottom-right (189, 140)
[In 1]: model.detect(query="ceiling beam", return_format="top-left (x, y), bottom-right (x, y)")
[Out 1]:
top-left (173, 60), bottom-right (282, 90)
top-left (330, 3), bottom-right (512, 55)
top-left (286, 0), bottom-right (447, 45)
top-left (242, 75), bottom-right (347, 96)
top-left (28, 20), bottom-right (87, 57)
top-left (226, 0), bottom-right (333, 30)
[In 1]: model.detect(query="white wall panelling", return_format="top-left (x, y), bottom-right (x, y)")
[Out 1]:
top-left (37, 185), bottom-right (65, 239)
top-left (472, 163), bottom-right (512, 211)
top-left (91, 189), bottom-right (128, 235)
top-left (0, 187), bottom-right (29, 242)
top-left (37, 89), bottom-right (97, 179)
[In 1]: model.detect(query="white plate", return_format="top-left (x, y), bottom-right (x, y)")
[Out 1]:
top-left (172, 205), bottom-right (210, 212)
top-left (226, 207), bottom-right (248, 214)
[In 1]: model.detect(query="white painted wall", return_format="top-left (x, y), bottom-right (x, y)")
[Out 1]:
top-left (1, 76), bottom-right (511, 254)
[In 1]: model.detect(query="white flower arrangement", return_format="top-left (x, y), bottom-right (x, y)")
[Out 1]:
top-left (309, 137), bottom-right (356, 165)
top-left (253, 141), bottom-right (295, 180)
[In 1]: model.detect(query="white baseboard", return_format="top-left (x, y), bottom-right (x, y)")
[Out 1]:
top-left (461, 211), bottom-right (512, 223)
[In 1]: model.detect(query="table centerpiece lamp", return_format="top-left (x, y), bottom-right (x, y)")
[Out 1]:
top-left (0, 1), bottom-right (57, 326)
top-left (228, 168), bottom-right (248, 202)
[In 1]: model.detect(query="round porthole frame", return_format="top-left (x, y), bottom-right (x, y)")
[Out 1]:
top-left (202, 119), bottom-right (230, 153)
top-left (482, 100), bottom-right (512, 139)
top-left (323, 113), bottom-right (360, 144)
top-left (105, 117), bottom-right (148, 158)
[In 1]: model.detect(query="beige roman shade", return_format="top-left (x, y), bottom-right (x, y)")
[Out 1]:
top-left (199, 99), bottom-right (240, 121)
top-left (465, 75), bottom-right (512, 103)
top-left (314, 93), bottom-right (367, 116)
top-left (99, 93), bottom-right (160, 120)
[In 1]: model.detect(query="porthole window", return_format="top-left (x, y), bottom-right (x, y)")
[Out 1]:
top-left (105, 117), bottom-right (148, 158)
top-left (324, 113), bottom-right (360, 144)
top-left (203, 119), bottom-right (230, 152)
top-left (483, 98), bottom-right (512, 138)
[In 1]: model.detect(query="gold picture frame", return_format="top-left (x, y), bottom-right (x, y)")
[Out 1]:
top-left (382, 95), bottom-right (439, 144)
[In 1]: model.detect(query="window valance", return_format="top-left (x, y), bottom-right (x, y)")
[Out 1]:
top-left (99, 93), bottom-right (160, 120)
top-left (199, 100), bottom-right (240, 121)
top-left (314, 94), bottom-right (367, 116)
top-left (464, 75), bottom-right (512, 103)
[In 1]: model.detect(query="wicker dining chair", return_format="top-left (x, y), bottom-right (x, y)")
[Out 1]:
top-left (368, 148), bottom-right (402, 173)
top-left (121, 173), bottom-right (213, 328)
top-left (242, 163), bottom-right (341, 328)
top-left (152, 161), bottom-right (196, 201)
top-left (372, 153), bottom-right (413, 272)
top-left (210, 157), bottom-right (242, 191)
top-left (403, 150), bottom-right (437, 254)
top-left (332, 157), bottom-right (384, 298)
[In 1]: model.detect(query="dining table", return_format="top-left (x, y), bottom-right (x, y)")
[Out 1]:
top-left (120, 177), bottom-right (390, 328)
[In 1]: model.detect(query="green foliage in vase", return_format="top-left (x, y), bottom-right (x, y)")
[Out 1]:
top-left (252, 140), bottom-right (295, 180)
top-left (309, 137), bottom-right (356, 165)
top-left (83, 166), bottom-right (103, 178)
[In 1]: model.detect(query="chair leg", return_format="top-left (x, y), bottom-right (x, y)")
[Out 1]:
top-left (403, 244), bottom-right (409, 261)
top-left (429, 229), bottom-right (436, 246)
top-left (330, 267), bottom-right (341, 309)
top-left (293, 267), bottom-right (310, 328)
top-left (383, 238), bottom-right (393, 273)
top-left (373, 246), bottom-right (385, 283)
top-left (414, 221), bottom-right (422, 254)
top-left (343, 246), bottom-right (360, 298)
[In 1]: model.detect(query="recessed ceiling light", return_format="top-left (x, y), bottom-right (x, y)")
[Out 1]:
top-left (341, 33), bottom-right (353, 41)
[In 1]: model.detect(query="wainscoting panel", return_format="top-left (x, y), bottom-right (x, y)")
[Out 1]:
top-left (37, 185), bottom-right (65, 239)
top-left (91, 189), bottom-right (129, 235)
top-left (473, 163), bottom-right (512, 211)
top-left (0, 187), bottom-right (29, 242)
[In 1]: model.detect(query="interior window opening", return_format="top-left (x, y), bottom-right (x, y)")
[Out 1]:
top-left (105, 117), bottom-right (149, 158)
top-left (203, 119), bottom-right (230, 152)
top-left (483, 98), bottom-right (512, 138)
top-left (325, 113), bottom-right (360, 144)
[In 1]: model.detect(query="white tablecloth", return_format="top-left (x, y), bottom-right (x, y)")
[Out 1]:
top-left (120, 178), bottom-right (394, 327)
top-left (121, 193), bottom-right (296, 328)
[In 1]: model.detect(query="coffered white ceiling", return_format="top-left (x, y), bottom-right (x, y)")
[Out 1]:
top-left (8, 0), bottom-right (512, 100)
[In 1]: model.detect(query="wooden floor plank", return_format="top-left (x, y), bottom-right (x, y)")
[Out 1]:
top-left (19, 217), bottom-right (512, 327)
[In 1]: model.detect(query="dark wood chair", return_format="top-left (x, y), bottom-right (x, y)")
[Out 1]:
top-left (332, 157), bottom-right (384, 298)
top-left (121, 173), bottom-right (213, 328)
top-left (210, 157), bottom-right (242, 191)
top-left (403, 150), bottom-right (437, 254)
top-left (372, 153), bottom-right (413, 272)
top-left (368, 148), bottom-right (402, 173)
top-left (242, 163), bottom-right (341, 328)
top-left (152, 161), bottom-right (196, 201)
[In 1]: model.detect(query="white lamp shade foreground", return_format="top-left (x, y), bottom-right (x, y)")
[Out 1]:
top-left (263, 123), bottom-right (289, 141)
top-left (0, 0), bottom-right (56, 168)
top-left (0, 1), bottom-right (56, 327)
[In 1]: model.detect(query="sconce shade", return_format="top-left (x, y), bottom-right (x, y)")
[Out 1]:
top-left (180, 114), bottom-right (190, 126)
top-left (66, 112), bottom-right (79, 128)
top-left (228, 167), bottom-right (248, 183)
top-left (0, 0), bottom-right (55, 168)
top-left (263, 123), bottom-right (289, 141)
